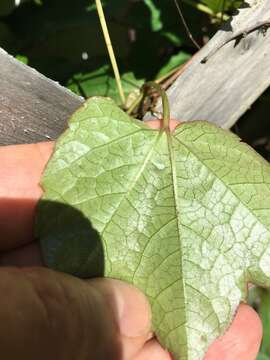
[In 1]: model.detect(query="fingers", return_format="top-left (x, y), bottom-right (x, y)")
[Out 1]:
top-left (133, 302), bottom-right (262, 360)
top-left (0, 241), bottom-right (43, 267)
top-left (0, 120), bottom-right (177, 251)
top-left (0, 265), bottom-right (262, 360)
top-left (0, 142), bottom-right (53, 250)
top-left (0, 269), bottom-right (152, 360)
top-left (133, 338), bottom-right (172, 360)
top-left (205, 303), bottom-right (262, 360)
top-left (146, 119), bottom-right (180, 132)
top-left (92, 278), bottom-right (152, 359)
top-left (0, 129), bottom-right (263, 360)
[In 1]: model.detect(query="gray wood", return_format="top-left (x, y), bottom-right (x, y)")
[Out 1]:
top-left (0, 47), bottom-right (83, 145)
top-left (145, 0), bottom-right (270, 129)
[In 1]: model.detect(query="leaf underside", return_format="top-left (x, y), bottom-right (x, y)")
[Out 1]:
top-left (37, 97), bottom-right (270, 360)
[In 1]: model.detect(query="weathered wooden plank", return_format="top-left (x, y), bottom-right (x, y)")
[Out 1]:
top-left (0, 47), bottom-right (83, 145)
top-left (148, 0), bottom-right (270, 129)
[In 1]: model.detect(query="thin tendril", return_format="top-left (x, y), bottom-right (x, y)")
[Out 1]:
top-left (173, 0), bottom-right (201, 50)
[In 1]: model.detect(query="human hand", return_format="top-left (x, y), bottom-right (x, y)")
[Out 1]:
top-left (0, 133), bottom-right (262, 360)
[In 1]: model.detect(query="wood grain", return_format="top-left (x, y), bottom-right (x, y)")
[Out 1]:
top-left (146, 0), bottom-right (270, 128)
top-left (0, 48), bottom-right (83, 145)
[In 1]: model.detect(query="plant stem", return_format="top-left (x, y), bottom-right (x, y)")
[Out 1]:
top-left (143, 82), bottom-right (170, 131)
top-left (95, 0), bottom-right (126, 106)
top-left (173, 0), bottom-right (200, 49)
top-left (126, 93), bottom-right (144, 115)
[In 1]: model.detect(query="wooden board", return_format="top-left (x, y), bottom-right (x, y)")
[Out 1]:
top-left (0, 48), bottom-right (83, 145)
top-left (147, 0), bottom-right (270, 128)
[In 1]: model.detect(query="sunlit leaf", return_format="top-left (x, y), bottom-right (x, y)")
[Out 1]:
top-left (37, 97), bottom-right (270, 360)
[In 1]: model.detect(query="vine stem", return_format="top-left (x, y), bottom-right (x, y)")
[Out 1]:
top-left (143, 82), bottom-right (170, 131)
top-left (173, 0), bottom-right (200, 50)
top-left (95, 0), bottom-right (126, 106)
top-left (126, 93), bottom-right (144, 115)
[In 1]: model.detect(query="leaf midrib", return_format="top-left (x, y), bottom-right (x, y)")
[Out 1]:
top-left (166, 130), bottom-right (188, 353)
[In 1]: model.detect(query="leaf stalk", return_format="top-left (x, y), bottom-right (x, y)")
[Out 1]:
top-left (143, 82), bottom-right (170, 131)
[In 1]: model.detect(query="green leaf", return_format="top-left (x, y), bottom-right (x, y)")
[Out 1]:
top-left (37, 97), bottom-right (270, 360)
top-left (161, 30), bottom-right (182, 46)
top-left (257, 288), bottom-right (270, 356)
top-left (249, 287), bottom-right (270, 357)
top-left (33, 0), bottom-right (43, 5)
top-left (199, 0), bottom-right (244, 14)
top-left (143, 0), bottom-right (162, 31)
top-left (156, 51), bottom-right (191, 79)
top-left (257, 353), bottom-right (270, 360)
top-left (15, 54), bottom-right (29, 65)
top-left (67, 65), bottom-right (144, 106)
top-left (86, 1), bottom-right (108, 12)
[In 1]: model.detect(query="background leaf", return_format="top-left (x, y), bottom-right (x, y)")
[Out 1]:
top-left (249, 286), bottom-right (270, 358)
top-left (143, 0), bottom-right (163, 31)
top-left (257, 354), bottom-right (270, 360)
top-left (1, 0), bottom-right (202, 88)
top-left (155, 51), bottom-right (191, 78)
top-left (258, 289), bottom-right (270, 356)
top-left (67, 65), bottom-right (144, 105)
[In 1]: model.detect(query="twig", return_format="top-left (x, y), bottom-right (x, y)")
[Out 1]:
top-left (173, 0), bottom-right (200, 49)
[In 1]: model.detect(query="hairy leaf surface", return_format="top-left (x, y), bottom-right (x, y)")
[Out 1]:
top-left (37, 97), bottom-right (270, 360)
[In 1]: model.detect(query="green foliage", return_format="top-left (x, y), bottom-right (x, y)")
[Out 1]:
top-left (15, 54), bottom-right (29, 64)
top-left (201, 0), bottom-right (243, 14)
top-left (249, 287), bottom-right (270, 359)
top-left (37, 97), bottom-right (270, 360)
top-left (0, 0), bottom-right (203, 101)
top-left (258, 289), bottom-right (270, 356)
top-left (143, 0), bottom-right (162, 31)
top-left (67, 66), bottom-right (144, 105)
top-left (156, 51), bottom-right (191, 78)
top-left (258, 354), bottom-right (270, 360)
top-left (0, 0), bottom-right (245, 102)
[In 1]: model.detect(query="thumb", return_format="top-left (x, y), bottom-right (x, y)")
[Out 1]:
top-left (0, 267), bottom-right (151, 360)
